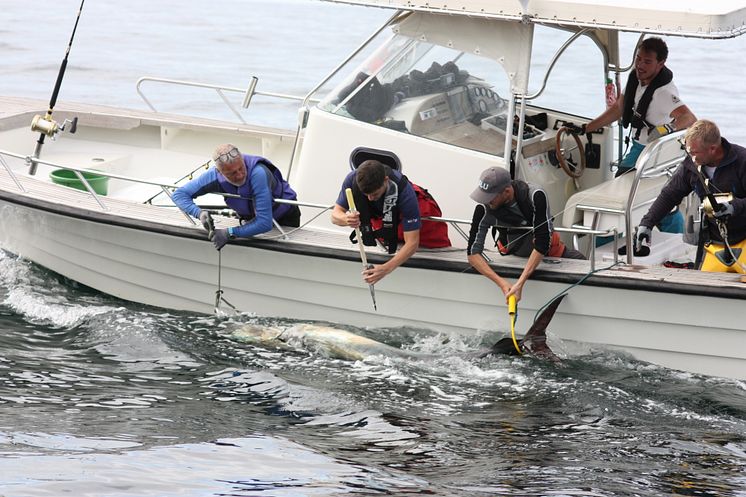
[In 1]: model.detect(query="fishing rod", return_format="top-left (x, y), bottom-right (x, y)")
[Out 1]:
top-left (693, 165), bottom-right (742, 266)
top-left (29, 0), bottom-right (86, 175)
top-left (694, 165), bottom-right (727, 217)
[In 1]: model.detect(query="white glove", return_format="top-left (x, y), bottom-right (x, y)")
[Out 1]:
top-left (199, 210), bottom-right (214, 235)
top-left (634, 225), bottom-right (652, 253)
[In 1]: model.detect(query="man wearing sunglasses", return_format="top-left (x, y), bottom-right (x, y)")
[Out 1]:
top-left (173, 143), bottom-right (299, 250)
top-left (635, 120), bottom-right (746, 272)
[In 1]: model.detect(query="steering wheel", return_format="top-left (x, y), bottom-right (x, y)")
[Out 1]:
top-left (554, 127), bottom-right (586, 178)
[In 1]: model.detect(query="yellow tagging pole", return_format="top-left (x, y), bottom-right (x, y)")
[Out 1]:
top-left (345, 188), bottom-right (377, 311)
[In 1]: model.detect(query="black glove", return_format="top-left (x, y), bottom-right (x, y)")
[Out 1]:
top-left (564, 122), bottom-right (586, 135)
top-left (199, 211), bottom-right (214, 236)
top-left (210, 228), bottom-right (231, 250)
top-left (713, 200), bottom-right (734, 219)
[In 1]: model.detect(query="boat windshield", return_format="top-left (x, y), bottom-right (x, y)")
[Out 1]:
top-left (319, 34), bottom-right (513, 157)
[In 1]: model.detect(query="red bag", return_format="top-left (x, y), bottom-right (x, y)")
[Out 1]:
top-left (412, 184), bottom-right (451, 248)
top-left (370, 183), bottom-right (451, 248)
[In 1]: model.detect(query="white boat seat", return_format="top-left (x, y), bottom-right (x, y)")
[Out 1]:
top-left (561, 173), bottom-right (669, 233)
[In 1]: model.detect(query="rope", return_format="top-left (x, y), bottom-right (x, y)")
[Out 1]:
top-left (144, 160), bottom-right (210, 205)
top-left (532, 259), bottom-right (623, 325)
top-left (716, 220), bottom-right (746, 272)
top-left (254, 206), bottom-right (332, 240)
top-left (214, 250), bottom-right (237, 314)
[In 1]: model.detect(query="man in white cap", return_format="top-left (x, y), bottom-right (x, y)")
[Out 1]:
top-left (467, 167), bottom-right (584, 302)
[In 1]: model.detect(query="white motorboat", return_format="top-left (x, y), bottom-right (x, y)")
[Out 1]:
top-left (1, 1), bottom-right (745, 380)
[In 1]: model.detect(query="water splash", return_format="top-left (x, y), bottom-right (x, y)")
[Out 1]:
top-left (0, 252), bottom-right (117, 328)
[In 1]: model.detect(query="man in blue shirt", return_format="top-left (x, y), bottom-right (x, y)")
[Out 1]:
top-left (331, 160), bottom-right (421, 284)
top-left (173, 144), bottom-right (299, 250)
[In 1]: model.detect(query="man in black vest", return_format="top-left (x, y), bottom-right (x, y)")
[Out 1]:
top-left (584, 37), bottom-right (696, 233)
top-left (332, 160), bottom-right (422, 284)
top-left (467, 167), bottom-right (585, 303)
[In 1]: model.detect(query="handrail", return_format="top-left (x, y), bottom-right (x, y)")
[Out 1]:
top-left (624, 130), bottom-right (687, 264)
top-left (0, 147), bottom-right (615, 272)
top-left (135, 76), bottom-right (318, 124)
top-left (286, 9), bottom-right (406, 177)
top-left (526, 28), bottom-right (591, 100)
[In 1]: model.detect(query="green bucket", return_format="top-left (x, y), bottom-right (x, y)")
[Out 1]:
top-left (49, 169), bottom-right (109, 196)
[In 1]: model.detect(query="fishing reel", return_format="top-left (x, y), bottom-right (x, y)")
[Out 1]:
top-left (702, 192), bottom-right (733, 219)
top-left (30, 113), bottom-right (78, 139)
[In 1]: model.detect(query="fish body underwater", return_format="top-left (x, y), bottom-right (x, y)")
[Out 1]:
top-left (233, 323), bottom-right (426, 361)
top-left (233, 296), bottom-right (565, 363)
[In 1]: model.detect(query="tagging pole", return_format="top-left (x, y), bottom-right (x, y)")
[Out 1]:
top-left (508, 295), bottom-right (521, 354)
top-left (345, 188), bottom-right (377, 311)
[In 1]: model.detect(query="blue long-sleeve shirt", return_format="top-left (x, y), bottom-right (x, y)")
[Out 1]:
top-left (172, 166), bottom-right (274, 238)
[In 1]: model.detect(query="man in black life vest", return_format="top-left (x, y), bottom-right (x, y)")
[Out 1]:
top-left (332, 160), bottom-right (427, 285)
top-left (585, 37), bottom-right (696, 172)
top-left (584, 37), bottom-right (697, 233)
top-left (467, 167), bottom-right (585, 303)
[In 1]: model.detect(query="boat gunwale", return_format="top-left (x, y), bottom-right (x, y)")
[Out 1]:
top-left (1, 182), bottom-right (745, 302)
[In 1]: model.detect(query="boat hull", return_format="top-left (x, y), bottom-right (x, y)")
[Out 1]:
top-left (0, 197), bottom-right (744, 381)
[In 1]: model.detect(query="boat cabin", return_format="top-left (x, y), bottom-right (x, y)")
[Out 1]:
top-left (290, 0), bottom-right (746, 261)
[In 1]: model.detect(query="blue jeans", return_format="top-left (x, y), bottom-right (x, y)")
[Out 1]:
top-left (616, 140), bottom-right (645, 175)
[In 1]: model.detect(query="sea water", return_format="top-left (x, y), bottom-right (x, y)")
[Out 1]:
top-left (1, 1), bottom-right (746, 495)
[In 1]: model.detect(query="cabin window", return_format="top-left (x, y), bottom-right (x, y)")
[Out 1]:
top-left (319, 35), bottom-right (514, 157)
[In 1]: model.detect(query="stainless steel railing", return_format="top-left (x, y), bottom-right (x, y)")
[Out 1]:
top-left (0, 147), bottom-right (617, 269)
top-left (624, 130), bottom-right (687, 264)
top-left (135, 76), bottom-right (319, 124)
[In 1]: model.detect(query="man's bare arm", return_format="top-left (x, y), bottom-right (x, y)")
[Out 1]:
top-left (467, 253), bottom-right (512, 297)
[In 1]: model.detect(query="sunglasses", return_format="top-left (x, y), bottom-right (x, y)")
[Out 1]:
top-left (214, 147), bottom-right (240, 165)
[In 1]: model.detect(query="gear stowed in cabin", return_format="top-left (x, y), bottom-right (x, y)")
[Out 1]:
top-left (337, 61), bottom-right (470, 123)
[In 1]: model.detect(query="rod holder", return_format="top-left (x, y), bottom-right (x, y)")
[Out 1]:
top-left (241, 76), bottom-right (259, 109)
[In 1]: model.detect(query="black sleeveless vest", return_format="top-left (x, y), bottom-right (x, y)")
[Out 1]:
top-left (351, 166), bottom-right (410, 254)
top-left (489, 181), bottom-right (538, 257)
top-left (621, 66), bottom-right (673, 140)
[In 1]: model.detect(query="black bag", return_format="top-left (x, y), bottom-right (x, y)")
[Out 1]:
top-left (338, 72), bottom-right (394, 123)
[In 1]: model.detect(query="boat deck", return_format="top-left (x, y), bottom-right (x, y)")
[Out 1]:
top-left (1, 163), bottom-right (744, 298)
top-left (0, 96), bottom-right (744, 299)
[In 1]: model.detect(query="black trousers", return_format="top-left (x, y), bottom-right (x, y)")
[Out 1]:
top-left (277, 205), bottom-right (301, 228)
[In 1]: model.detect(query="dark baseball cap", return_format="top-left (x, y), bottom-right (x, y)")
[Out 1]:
top-left (470, 167), bottom-right (512, 204)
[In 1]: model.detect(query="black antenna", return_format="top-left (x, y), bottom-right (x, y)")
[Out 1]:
top-left (29, 0), bottom-right (86, 175)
